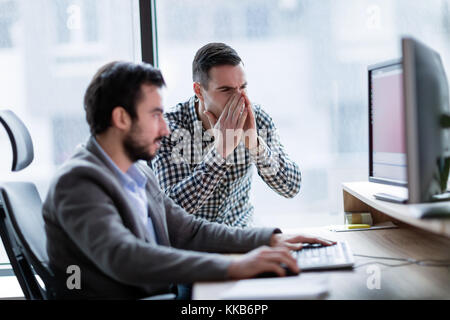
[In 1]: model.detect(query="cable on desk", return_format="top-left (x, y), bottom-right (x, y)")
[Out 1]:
top-left (353, 261), bottom-right (415, 268)
top-left (353, 253), bottom-right (450, 269)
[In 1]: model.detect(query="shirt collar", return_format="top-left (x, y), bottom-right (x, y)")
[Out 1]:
top-left (188, 95), bottom-right (212, 139)
top-left (92, 137), bottom-right (147, 190)
top-left (187, 95), bottom-right (202, 124)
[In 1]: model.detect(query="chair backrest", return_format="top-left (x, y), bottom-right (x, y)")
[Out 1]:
top-left (1, 183), bottom-right (48, 261)
top-left (0, 110), bottom-right (34, 171)
top-left (0, 183), bottom-right (55, 299)
top-left (0, 110), bottom-right (55, 299)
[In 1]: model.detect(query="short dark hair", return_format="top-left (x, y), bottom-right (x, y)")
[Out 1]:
top-left (192, 43), bottom-right (242, 89)
top-left (84, 61), bottom-right (166, 135)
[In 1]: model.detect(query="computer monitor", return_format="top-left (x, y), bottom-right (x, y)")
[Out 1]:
top-left (368, 59), bottom-right (407, 187)
top-left (403, 37), bottom-right (450, 203)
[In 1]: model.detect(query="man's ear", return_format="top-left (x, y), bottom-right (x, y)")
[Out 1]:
top-left (193, 82), bottom-right (204, 102)
top-left (111, 106), bottom-right (131, 131)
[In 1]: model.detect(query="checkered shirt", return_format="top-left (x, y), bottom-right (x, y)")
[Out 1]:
top-left (151, 96), bottom-right (301, 228)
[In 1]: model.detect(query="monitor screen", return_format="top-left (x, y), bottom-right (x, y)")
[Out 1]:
top-left (369, 60), bottom-right (407, 185)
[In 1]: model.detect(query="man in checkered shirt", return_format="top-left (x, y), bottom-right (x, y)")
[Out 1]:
top-left (152, 43), bottom-right (301, 228)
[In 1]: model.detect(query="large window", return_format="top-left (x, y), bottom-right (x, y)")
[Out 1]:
top-left (154, 0), bottom-right (450, 228)
top-left (0, 0), bottom-right (141, 263)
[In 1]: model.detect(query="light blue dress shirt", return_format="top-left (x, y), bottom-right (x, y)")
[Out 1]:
top-left (92, 138), bottom-right (158, 243)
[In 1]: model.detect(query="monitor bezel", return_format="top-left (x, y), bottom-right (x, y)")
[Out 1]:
top-left (402, 38), bottom-right (420, 202)
top-left (368, 58), bottom-right (407, 187)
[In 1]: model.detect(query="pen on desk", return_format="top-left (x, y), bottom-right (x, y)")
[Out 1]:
top-left (347, 224), bottom-right (371, 229)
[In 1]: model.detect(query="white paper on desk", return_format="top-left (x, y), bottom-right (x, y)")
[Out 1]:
top-left (220, 274), bottom-right (328, 300)
top-left (329, 221), bottom-right (398, 232)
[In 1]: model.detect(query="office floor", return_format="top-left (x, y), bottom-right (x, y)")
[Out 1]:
top-left (0, 264), bottom-right (23, 299)
top-left (0, 277), bottom-right (23, 299)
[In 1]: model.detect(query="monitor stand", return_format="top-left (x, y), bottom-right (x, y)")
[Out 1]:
top-left (374, 192), bottom-right (408, 204)
top-left (431, 192), bottom-right (450, 202)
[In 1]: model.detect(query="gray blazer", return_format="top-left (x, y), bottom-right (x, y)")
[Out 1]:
top-left (43, 137), bottom-right (278, 299)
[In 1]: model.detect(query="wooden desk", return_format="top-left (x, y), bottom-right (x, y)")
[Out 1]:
top-left (193, 182), bottom-right (450, 300)
top-left (343, 181), bottom-right (450, 237)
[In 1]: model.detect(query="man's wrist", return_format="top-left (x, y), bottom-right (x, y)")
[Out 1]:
top-left (269, 229), bottom-right (283, 247)
top-left (247, 136), bottom-right (258, 152)
top-left (245, 133), bottom-right (259, 150)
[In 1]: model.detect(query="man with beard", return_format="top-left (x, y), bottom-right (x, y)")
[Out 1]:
top-left (43, 61), bottom-right (334, 299)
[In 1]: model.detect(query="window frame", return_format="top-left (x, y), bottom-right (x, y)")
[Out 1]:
top-left (139, 0), bottom-right (158, 66)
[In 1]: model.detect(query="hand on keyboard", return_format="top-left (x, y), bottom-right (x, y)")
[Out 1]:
top-left (270, 233), bottom-right (337, 251)
top-left (301, 243), bottom-right (326, 249)
top-left (227, 246), bottom-right (300, 279)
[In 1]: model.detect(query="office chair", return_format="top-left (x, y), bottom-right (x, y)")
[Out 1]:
top-left (0, 109), bottom-right (57, 299)
top-left (0, 110), bottom-right (175, 300)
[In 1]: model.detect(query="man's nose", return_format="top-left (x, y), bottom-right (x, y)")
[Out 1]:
top-left (236, 88), bottom-right (247, 96)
